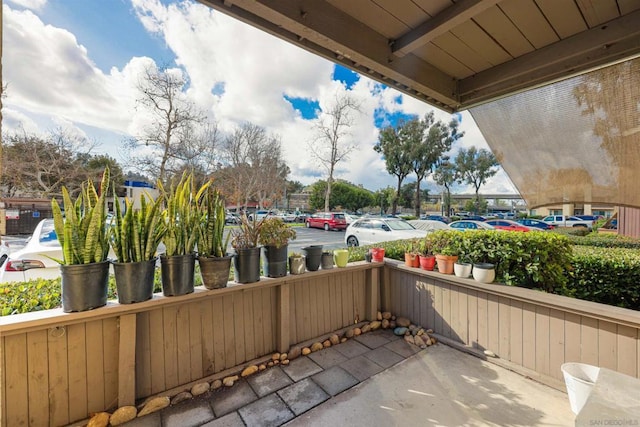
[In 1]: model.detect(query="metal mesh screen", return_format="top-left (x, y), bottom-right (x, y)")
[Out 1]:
top-left (470, 58), bottom-right (640, 209)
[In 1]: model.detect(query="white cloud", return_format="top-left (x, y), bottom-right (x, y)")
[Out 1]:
top-left (2, 107), bottom-right (41, 134)
top-left (6, 0), bottom-right (46, 11)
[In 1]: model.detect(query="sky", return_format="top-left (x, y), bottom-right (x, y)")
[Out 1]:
top-left (2, 0), bottom-right (519, 195)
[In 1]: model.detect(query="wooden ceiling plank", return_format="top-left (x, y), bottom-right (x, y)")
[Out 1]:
top-left (414, 43), bottom-right (476, 78)
top-left (326, 0), bottom-right (408, 39)
top-left (499, 0), bottom-right (558, 49)
top-left (576, 0), bottom-right (620, 27)
top-left (412, 0), bottom-right (455, 17)
top-left (536, 0), bottom-right (588, 39)
top-left (433, 31), bottom-right (494, 73)
top-left (199, 0), bottom-right (458, 107)
top-left (372, 0), bottom-right (428, 29)
top-left (472, 6), bottom-right (535, 58)
top-left (618, 0), bottom-right (640, 14)
top-left (459, 10), bottom-right (640, 107)
top-left (451, 19), bottom-right (513, 66)
top-left (392, 0), bottom-right (501, 57)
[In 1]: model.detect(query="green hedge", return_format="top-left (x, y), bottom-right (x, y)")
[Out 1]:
top-left (564, 233), bottom-right (640, 249)
top-left (566, 246), bottom-right (640, 310)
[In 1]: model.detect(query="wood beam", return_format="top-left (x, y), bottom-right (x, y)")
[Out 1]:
top-left (392, 0), bottom-right (500, 57)
top-left (198, 0), bottom-right (458, 110)
top-left (459, 9), bottom-right (640, 108)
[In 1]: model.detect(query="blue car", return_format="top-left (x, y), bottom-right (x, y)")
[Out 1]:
top-left (420, 214), bottom-right (450, 223)
top-left (516, 218), bottom-right (554, 230)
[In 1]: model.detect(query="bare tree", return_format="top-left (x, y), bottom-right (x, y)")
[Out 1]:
top-left (309, 93), bottom-right (361, 212)
top-left (128, 65), bottom-right (204, 183)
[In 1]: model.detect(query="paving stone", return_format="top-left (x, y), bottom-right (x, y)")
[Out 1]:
top-left (209, 380), bottom-right (258, 417)
top-left (307, 346), bottom-right (348, 369)
top-left (120, 412), bottom-right (161, 427)
top-left (282, 355), bottom-right (323, 382)
top-left (238, 393), bottom-right (295, 426)
top-left (200, 411), bottom-right (245, 427)
top-left (370, 329), bottom-right (401, 341)
top-left (332, 339), bottom-right (370, 359)
top-left (311, 365), bottom-right (359, 396)
top-left (384, 338), bottom-right (422, 358)
top-left (246, 366), bottom-right (293, 397)
top-left (340, 355), bottom-right (384, 381)
top-left (162, 398), bottom-right (214, 427)
top-left (354, 331), bottom-right (391, 349)
top-left (277, 378), bottom-right (330, 416)
top-left (363, 346), bottom-right (405, 368)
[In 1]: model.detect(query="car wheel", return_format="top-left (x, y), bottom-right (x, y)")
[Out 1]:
top-left (305, 221), bottom-right (310, 228)
top-left (324, 223), bottom-right (329, 231)
top-left (346, 236), bottom-right (359, 247)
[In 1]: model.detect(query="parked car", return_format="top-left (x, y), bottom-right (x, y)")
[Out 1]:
top-left (275, 212), bottom-right (296, 223)
top-left (248, 210), bottom-right (273, 221)
top-left (575, 215), bottom-right (603, 221)
top-left (516, 218), bottom-right (554, 230)
top-left (345, 217), bottom-right (428, 247)
top-left (306, 212), bottom-right (347, 231)
top-left (0, 238), bottom-right (9, 267)
top-left (0, 219), bottom-right (63, 283)
top-left (541, 215), bottom-right (593, 229)
top-left (485, 219), bottom-right (532, 232)
top-left (225, 212), bottom-right (241, 225)
top-left (449, 220), bottom-right (496, 231)
top-left (408, 220), bottom-right (451, 232)
top-left (465, 215), bottom-right (487, 221)
top-left (420, 214), bottom-right (450, 223)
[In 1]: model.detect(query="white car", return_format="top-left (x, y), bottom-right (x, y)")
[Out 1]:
top-left (0, 219), bottom-right (63, 283)
top-left (344, 217), bottom-right (428, 247)
top-left (0, 238), bottom-right (9, 267)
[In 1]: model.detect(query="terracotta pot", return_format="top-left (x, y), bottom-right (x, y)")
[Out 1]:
top-left (435, 254), bottom-right (458, 274)
top-left (419, 255), bottom-right (436, 271)
top-left (371, 247), bottom-right (385, 262)
top-left (404, 253), bottom-right (419, 267)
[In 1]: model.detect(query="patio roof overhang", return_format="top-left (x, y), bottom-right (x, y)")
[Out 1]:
top-left (198, 0), bottom-right (640, 113)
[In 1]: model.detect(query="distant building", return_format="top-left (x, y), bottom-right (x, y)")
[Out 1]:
top-left (121, 181), bottom-right (159, 209)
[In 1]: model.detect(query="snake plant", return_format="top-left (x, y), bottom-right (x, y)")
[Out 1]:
top-left (197, 185), bottom-right (229, 257)
top-left (51, 167), bottom-right (110, 265)
top-left (159, 173), bottom-right (210, 257)
top-left (110, 190), bottom-right (166, 263)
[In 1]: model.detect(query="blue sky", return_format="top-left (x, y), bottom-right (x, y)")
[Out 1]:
top-left (2, 0), bottom-right (517, 194)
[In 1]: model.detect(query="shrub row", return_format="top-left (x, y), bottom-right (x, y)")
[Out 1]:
top-left (563, 232), bottom-right (640, 249)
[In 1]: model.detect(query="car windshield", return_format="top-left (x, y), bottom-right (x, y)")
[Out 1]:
top-left (39, 220), bottom-right (60, 246)
top-left (333, 213), bottom-right (345, 219)
top-left (385, 220), bottom-right (415, 230)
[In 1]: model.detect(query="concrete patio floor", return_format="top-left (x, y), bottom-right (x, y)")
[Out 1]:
top-left (121, 329), bottom-right (574, 427)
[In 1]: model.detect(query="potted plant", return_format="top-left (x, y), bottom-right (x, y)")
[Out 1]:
top-left (429, 231), bottom-right (459, 274)
top-left (418, 238), bottom-right (436, 271)
top-left (259, 217), bottom-right (296, 278)
top-left (51, 168), bottom-right (111, 312)
top-left (231, 214), bottom-right (264, 283)
top-left (159, 173), bottom-right (206, 296)
top-left (454, 257), bottom-right (473, 278)
top-left (197, 186), bottom-right (232, 289)
top-left (370, 247), bottom-right (385, 262)
top-left (110, 191), bottom-right (165, 304)
top-left (472, 263), bottom-right (496, 283)
top-left (288, 252), bottom-right (306, 275)
top-left (404, 240), bottom-right (420, 268)
top-left (321, 250), bottom-right (334, 269)
top-left (302, 245), bottom-right (323, 271)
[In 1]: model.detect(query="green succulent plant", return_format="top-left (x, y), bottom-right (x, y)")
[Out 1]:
top-left (51, 168), bottom-right (110, 265)
top-left (110, 191), bottom-right (166, 263)
top-left (197, 185), bottom-right (229, 257)
top-left (258, 217), bottom-right (296, 249)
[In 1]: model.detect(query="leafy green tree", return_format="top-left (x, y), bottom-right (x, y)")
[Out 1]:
top-left (374, 120), bottom-right (414, 214)
top-left (464, 198), bottom-right (488, 213)
top-left (374, 187), bottom-right (396, 214)
top-left (433, 158), bottom-right (456, 216)
top-left (455, 146), bottom-right (499, 213)
top-left (398, 182), bottom-right (428, 209)
top-left (309, 180), bottom-right (375, 211)
top-left (408, 112), bottom-right (463, 217)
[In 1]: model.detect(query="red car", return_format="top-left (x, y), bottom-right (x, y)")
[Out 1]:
top-left (306, 212), bottom-right (347, 231)
top-left (485, 219), bottom-right (531, 232)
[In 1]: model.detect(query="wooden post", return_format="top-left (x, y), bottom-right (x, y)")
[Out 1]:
top-left (118, 314), bottom-right (137, 407)
top-left (365, 267), bottom-right (380, 321)
top-left (277, 284), bottom-right (291, 353)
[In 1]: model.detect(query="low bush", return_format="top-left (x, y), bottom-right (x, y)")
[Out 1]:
top-left (564, 232), bottom-right (640, 249)
top-left (566, 246), bottom-right (640, 310)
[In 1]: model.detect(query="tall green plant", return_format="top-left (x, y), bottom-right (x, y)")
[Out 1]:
top-left (110, 191), bottom-right (166, 263)
top-left (51, 168), bottom-right (110, 265)
top-left (159, 173), bottom-right (210, 257)
top-left (197, 186), bottom-right (229, 257)
top-left (231, 214), bottom-right (264, 250)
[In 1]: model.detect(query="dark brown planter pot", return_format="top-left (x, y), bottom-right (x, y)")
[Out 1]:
top-left (198, 255), bottom-right (232, 289)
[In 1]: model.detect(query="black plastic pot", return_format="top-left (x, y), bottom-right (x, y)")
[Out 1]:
top-left (198, 255), bottom-right (232, 289)
top-left (263, 245), bottom-right (288, 278)
top-left (60, 261), bottom-right (110, 312)
top-left (160, 254), bottom-right (196, 296)
top-left (113, 259), bottom-right (156, 304)
top-left (233, 247), bottom-right (261, 284)
top-left (302, 245), bottom-right (323, 271)
top-left (321, 252), bottom-right (334, 270)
